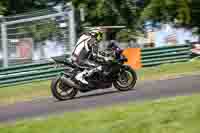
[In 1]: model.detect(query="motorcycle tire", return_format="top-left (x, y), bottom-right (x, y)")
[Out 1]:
top-left (51, 76), bottom-right (78, 101)
top-left (113, 65), bottom-right (137, 91)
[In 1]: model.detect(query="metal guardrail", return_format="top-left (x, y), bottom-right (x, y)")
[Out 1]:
top-left (141, 44), bottom-right (191, 67)
top-left (0, 61), bottom-right (64, 87)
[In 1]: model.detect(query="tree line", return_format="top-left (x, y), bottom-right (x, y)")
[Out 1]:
top-left (0, 0), bottom-right (199, 37)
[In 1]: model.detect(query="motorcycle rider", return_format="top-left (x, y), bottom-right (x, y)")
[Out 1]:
top-left (71, 27), bottom-right (104, 85)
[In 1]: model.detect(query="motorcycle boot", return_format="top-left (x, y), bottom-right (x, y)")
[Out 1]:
top-left (75, 70), bottom-right (89, 85)
top-left (85, 66), bottom-right (103, 78)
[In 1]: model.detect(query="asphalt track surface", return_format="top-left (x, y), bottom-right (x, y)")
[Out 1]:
top-left (0, 74), bottom-right (200, 123)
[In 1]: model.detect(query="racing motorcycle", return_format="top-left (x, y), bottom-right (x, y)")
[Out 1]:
top-left (51, 44), bottom-right (137, 101)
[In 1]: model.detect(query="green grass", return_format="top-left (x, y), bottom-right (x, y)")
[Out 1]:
top-left (0, 80), bottom-right (51, 105)
top-left (0, 59), bottom-right (200, 105)
top-left (138, 59), bottom-right (200, 80)
top-left (0, 94), bottom-right (200, 133)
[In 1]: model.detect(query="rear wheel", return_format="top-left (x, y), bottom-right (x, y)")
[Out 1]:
top-left (113, 66), bottom-right (137, 91)
top-left (51, 76), bottom-right (78, 101)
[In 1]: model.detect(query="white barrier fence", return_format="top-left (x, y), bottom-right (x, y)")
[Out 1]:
top-left (0, 2), bottom-right (76, 67)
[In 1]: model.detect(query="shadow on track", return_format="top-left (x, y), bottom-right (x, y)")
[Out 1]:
top-left (53, 88), bottom-right (137, 103)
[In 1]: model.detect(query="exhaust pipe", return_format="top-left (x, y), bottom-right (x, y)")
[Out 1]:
top-left (61, 76), bottom-right (79, 89)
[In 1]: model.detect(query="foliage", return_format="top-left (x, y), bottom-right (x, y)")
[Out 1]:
top-left (139, 0), bottom-right (200, 35)
top-left (140, 0), bottom-right (191, 25)
top-left (189, 0), bottom-right (200, 34)
top-left (19, 19), bottom-right (61, 42)
top-left (2, 0), bottom-right (62, 15)
top-left (71, 0), bottom-right (146, 40)
top-left (72, 0), bottom-right (144, 28)
top-left (116, 29), bottom-right (143, 42)
top-left (1, 0), bottom-right (199, 38)
top-left (0, 1), bottom-right (7, 15)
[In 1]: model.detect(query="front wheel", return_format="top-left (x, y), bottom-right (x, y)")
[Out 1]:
top-left (113, 65), bottom-right (137, 91)
top-left (51, 76), bottom-right (78, 101)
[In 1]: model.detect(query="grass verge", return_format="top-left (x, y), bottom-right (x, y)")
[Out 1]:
top-left (138, 59), bottom-right (200, 80)
top-left (0, 59), bottom-right (200, 105)
top-left (0, 94), bottom-right (200, 133)
top-left (0, 81), bottom-right (51, 105)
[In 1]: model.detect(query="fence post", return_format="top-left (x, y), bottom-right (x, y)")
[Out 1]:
top-left (1, 23), bottom-right (8, 67)
top-left (67, 2), bottom-right (76, 52)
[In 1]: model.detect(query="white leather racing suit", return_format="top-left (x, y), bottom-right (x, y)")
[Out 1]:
top-left (71, 33), bottom-right (102, 84)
